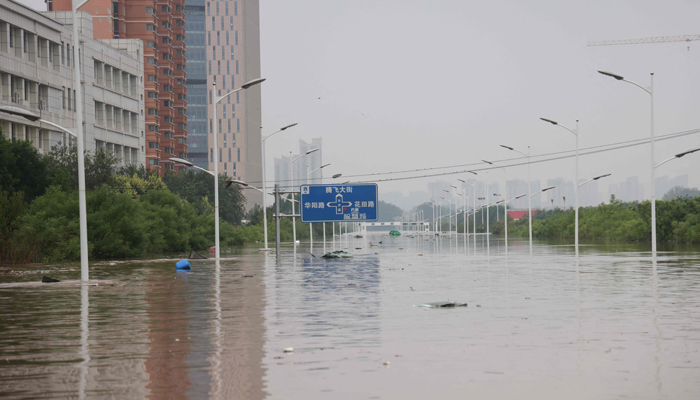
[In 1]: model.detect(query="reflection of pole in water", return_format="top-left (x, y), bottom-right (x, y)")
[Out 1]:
top-left (212, 263), bottom-right (222, 399)
top-left (652, 258), bottom-right (662, 396)
top-left (78, 285), bottom-right (90, 400)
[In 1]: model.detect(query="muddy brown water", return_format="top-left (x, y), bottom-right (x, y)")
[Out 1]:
top-left (1, 234), bottom-right (699, 399)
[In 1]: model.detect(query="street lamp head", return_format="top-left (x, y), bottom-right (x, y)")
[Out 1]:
top-left (515, 194), bottom-right (526, 200)
top-left (169, 157), bottom-right (194, 167)
top-left (541, 186), bottom-right (556, 192)
top-left (481, 159), bottom-right (494, 165)
top-left (675, 148), bottom-right (700, 158)
top-left (0, 105), bottom-right (41, 122)
top-left (306, 148), bottom-right (319, 155)
top-left (443, 189), bottom-right (450, 193)
top-left (593, 173), bottom-right (612, 181)
top-left (457, 178), bottom-right (465, 183)
top-left (320, 163), bottom-right (331, 169)
top-left (281, 122), bottom-right (298, 130)
top-left (332, 173), bottom-right (342, 179)
top-left (500, 145), bottom-right (514, 151)
top-left (468, 171), bottom-right (477, 175)
top-left (598, 70), bottom-right (624, 81)
top-left (229, 179), bottom-right (249, 186)
top-left (540, 117), bottom-right (558, 125)
top-left (241, 77), bottom-right (266, 89)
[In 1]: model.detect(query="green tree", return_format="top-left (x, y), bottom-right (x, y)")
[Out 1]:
top-left (163, 169), bottom-right (246, 225)
top-left (0, 135), bottom-right (50, 203)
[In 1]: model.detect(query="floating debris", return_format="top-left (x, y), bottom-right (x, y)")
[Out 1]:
top-left (321, 250), bottom-right (353, 259)
top-left (283, 347), bottom-right (294, 353)
top-left (41, 276), bottom-right (60, 283)
top-left (389, 230), bottom-right (401, 236)
top-left (189, 250), bottom-right (207, 259)
top-left (419, 302), bottom-right (468, 308)
top-left (354, 234), bottom-right (363, 238)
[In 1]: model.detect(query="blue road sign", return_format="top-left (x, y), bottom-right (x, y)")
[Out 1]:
top-left (300, 184), bottom-right (378, 222)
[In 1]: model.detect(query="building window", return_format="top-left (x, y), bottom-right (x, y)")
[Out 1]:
top-left (216, 2), bottom-right (219, 15)
top-left (237, 119), bottom-right (240, 132)
top-left (237, 148), bottom-right (241, 162)
top-left (233, 163), bottom-right (236, 176)
top-left (148, 108), bottom-right (158, 116)
top-left (148, 142), bottom-right (159, 149)
top-left (208, 61), bottom-right (211, 74)
top-left (232, 134), bottom-right (236, 147)
top-left (228, 148), bottom-right (231, 162)
top-left (147, 91), bottom-right (158, 99)
top-left (148, 125), bottom-right (159, 132)
top-left (146, 41), bottom-right (155, 48)
top-left (217, 32), bottom-right (220, 45)
top-left (228, 119), bottom-right (231, 132)
top-left (146, 24), bottom-right (154, 31)
top-left (235, 31), bottom-right (238, 45)
top-left (217, 61), bottom-right (221, 74)
top-left (149, 159), bottom-right (160, 166)
top-left (210, 148), bottom-right (213, 162)
top-left (146, 7), bottom-right (154, 14)
top-left (208, 32), bottom-right (211, 45)
top-left (225, 2), bottom-right (229, 15)
top-left (207, 2), bottom-right (210, 16)
top-left (234, 1), bottom-right (238, 15)
top-left (226, 31), bottom-right (229, 45)
top-left (219, 148), bottom-right (222, 162)
top-left (236, 60), bottom-right (239, 74)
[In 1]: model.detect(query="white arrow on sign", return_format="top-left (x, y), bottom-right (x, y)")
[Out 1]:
top-left (327, 194), bottom-right (352, 215)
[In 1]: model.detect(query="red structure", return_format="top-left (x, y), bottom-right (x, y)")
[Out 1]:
top-left (50, 0), bottom-right (188, 174)
top-left (507, 210), bottom-right (537, 221)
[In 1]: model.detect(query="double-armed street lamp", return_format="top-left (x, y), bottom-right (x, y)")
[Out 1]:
top-left (307, 162), bottom-right (331, 246)
top-left (598, 70), bottom-right (657, 257)
top-left (173, 78), bottom-right (266, 266)
top-left (540, 118), bottom-right (580, 256)
top-left (290, 148), bottom-right (319, 244)
top-left (260, 123), bottom-right (298, 251)
top-left (501, 144), bottom-right (533, 255)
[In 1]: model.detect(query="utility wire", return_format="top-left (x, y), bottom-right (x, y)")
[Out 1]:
top-left (267, 128), bottom-right (700, 188)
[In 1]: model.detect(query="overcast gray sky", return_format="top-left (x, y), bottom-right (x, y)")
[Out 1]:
top-left (26, 0), bottom-right (700, 202)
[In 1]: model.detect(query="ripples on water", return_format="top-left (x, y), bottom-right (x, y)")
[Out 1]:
top-left (1, 235), bottom-right (699, 399)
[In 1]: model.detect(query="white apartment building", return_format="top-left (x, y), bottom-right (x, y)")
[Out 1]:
top-left (0, 0), bottom-right (145, 167)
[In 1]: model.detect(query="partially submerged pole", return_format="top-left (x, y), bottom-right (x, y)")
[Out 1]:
top-left (275, 184), bottom-right (281, 255)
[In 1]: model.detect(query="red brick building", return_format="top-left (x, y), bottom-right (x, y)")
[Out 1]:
top-left (50, 0), bottom-right (188, 174)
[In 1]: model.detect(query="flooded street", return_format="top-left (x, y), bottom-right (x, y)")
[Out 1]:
top-left (2, 234), bottom-right (700, 399)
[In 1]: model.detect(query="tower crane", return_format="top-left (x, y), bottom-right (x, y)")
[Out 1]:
top-left (588, 34), bottom-right (700, 47)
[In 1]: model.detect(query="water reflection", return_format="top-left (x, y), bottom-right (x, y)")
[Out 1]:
top-left (1, 238), bottom-right (700, 399)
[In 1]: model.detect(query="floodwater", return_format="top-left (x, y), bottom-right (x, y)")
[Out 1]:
top-left (1, 234), bottom-right (700, 399)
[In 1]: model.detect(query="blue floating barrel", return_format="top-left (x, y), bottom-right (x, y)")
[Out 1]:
top-left (176, 259), bottom-right (191, 270)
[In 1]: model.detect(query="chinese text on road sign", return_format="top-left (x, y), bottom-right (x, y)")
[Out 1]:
top-left (300, 184), bottom-right (378, 222)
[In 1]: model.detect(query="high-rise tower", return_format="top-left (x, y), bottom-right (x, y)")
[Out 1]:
top-left (50, 0), bottom-right (189, 174)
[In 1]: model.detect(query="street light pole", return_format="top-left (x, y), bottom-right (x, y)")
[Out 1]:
top-left (541, 118), bottom-right (579, 256)
top-left (599, 70), bottom-right (655, 258)
top-left (212, 78), bottom-right (265, 265)
top-left (482, 159), bottom-right (508, 255)
top-left (290, 148), bottom-right (319, 244)
top-left (261, 123), bottom-right (298, 251)
top-left (458, 179), bottom-right (476, 249)
top-left (307, 163), bottom-right (330, 248)
top-left (502, 145), bottom-right (532, 255)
